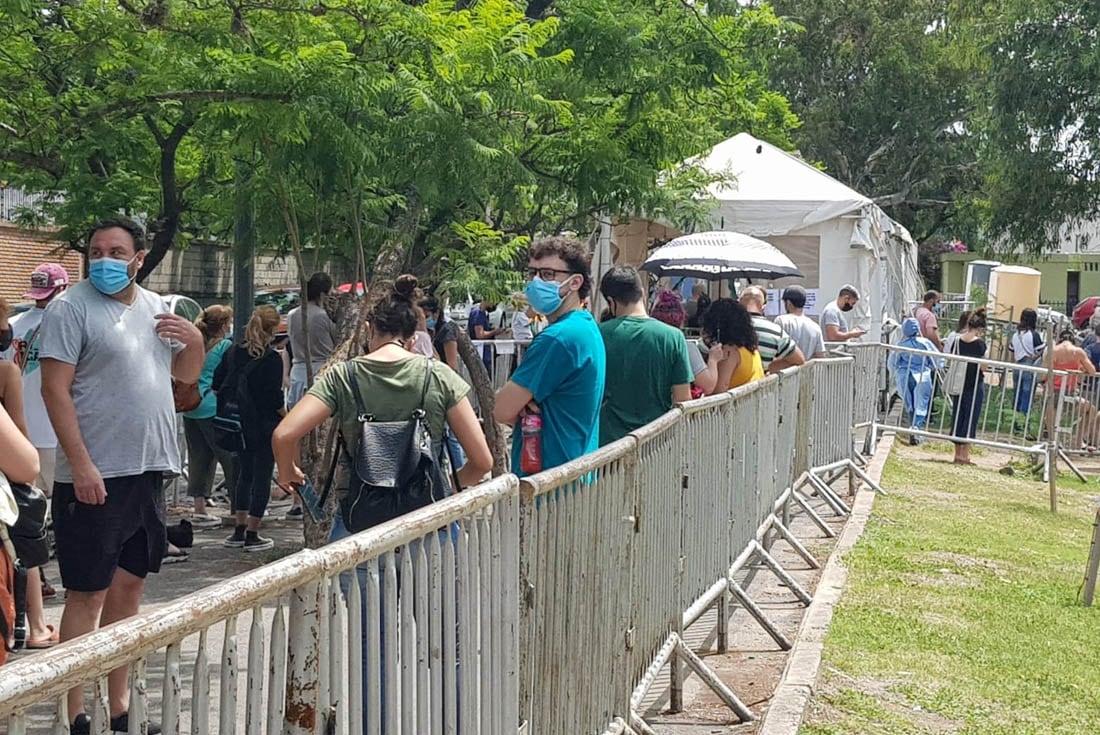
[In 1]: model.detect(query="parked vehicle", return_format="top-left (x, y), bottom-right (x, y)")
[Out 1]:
top-left (1072, 296), bottom-right (1100, 329)
top-left (254, 285), bottom-right (300, 335)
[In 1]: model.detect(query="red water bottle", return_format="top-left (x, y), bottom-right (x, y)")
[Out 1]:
top-left (520, 413), bottom-right (543, 474)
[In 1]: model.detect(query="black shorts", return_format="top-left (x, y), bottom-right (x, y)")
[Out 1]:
top-left (52, 471), bottom-right (167, 592)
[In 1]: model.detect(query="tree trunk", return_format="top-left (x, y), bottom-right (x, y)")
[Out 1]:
top-left (455, 329), bottom-right (509, 475)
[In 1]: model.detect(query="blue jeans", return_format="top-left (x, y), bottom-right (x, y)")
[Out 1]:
top-left (1014, 360), bottom-right (1037, 414)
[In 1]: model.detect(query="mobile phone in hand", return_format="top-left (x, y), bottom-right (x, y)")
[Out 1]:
top-left (295, 477), bottom-right (325, 522)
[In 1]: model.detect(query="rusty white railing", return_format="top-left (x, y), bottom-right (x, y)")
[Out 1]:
top-left (1, 357), bottom-right (864, 735)
top-left (0, 475), bottom-right (520, 735)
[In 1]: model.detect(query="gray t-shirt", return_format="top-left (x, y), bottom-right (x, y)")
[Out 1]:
top-left (775, 313), bottom-right (826, 359)
top-left (288, 302), bottom-right (339, 366)
top-left (38, 281), bottom-right (182, 482)
top-left (819, 300), bottom-right (848, 338)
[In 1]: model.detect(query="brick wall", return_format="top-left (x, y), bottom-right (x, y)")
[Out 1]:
top-left (0, 224), bottom-right (83, 304)
top-left (1, 223), bottom-right (358, 307)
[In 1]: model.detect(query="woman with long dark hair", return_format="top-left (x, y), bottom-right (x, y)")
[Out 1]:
top-left (213, 305), bottom-right (285, 551)
top-left (700, 297), bottom-right (763, 390)
top-left (1009, 307), bottom-right (1044, 419)
top-left (951, 309), bottom-right (988, 464)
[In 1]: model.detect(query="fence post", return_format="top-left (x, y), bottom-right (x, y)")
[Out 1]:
top-left (1084, 506), bottom-right (1100, 607)
top-left (1045, 321), bottom-right (1058, 513)
top-left (284, 578), bottom-right (322, 735)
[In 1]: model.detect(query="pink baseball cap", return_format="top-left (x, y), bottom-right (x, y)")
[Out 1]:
top-left (23, 263), bottom-right (70, 299)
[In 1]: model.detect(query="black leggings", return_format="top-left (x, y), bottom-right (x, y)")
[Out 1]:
top-left (237, 433), bottom-right (275, 519)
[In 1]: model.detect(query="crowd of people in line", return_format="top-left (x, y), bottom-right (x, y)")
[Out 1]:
top-left (0, 216), bottom-right (882, 732)
top-left (885, 289), bottom-right (1100, 464)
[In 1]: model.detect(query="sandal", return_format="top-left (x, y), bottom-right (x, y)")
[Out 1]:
top-left (163, 545), bottom-right (190, 564)
top-left (26, 624), bottom-right (60, 649)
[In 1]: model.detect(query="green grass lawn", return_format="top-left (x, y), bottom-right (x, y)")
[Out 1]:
top-left (801, 447), bottom-right (1100, 735)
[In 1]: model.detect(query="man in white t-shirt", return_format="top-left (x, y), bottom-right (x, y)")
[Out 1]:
top-left (820, 284), bottom-right (866, 342)
top-left (775, 285), bottom-right (827, 359)
top-left (1, 263), bottom-right (70, 490)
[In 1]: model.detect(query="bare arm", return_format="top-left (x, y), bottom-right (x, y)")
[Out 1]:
top-left (494, 380), bottom-right (534, 425)
top-left (446, 398), bottom-right (493, 487)
top-left (0, 402), bottom-right (38, 483)
top-left (156, 313), bottom-right (205, 383)
top-left (768, 345), bottom-right (806, 374)
top-left (714, 346), bottom-right (740, 392)
top-left (272, 394), bottom-right (332, 488)
top-left (824, 324), bottom-right (865, 341)
top-left (672, 384), bottom-right (692, 404)
top-left (443, 340), bottom-right (460, 372)
top-left (1079, 348), bottom-right (1097, 375)
top-left (0, 361), bottom-right (27, 437)
top-left (41, 358), bottom-right (105, 504)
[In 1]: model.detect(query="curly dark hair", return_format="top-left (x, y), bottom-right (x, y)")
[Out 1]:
top-left (528, 235), bottom-right (592, 299)
top-left (966, 307), bottom-right (987, 331)
top-left (370, 274), bottom-right (420, 338)
top-left (701, 298), bottom-right (758, 352)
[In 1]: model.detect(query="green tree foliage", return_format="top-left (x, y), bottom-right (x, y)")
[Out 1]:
top-left (0, 0), bottom-right (799, 287)
top-left (980, 0), bottom-right (1100, 253)
top-left (766, 0), bottom-right (979, 243)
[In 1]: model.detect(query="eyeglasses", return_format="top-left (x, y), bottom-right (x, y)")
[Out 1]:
top-left (524, 267), bottom-right (577, 281)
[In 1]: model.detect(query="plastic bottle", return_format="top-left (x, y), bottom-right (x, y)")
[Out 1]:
top-left (520, 413), bottom-right (543, 474)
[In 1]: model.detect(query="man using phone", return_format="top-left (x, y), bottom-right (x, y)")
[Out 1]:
top-left (39, 218), bottom-right (204, 735)
top-left (820, 284), bottom-right (867, 342)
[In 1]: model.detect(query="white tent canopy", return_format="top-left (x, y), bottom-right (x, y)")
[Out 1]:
top-left (691, 132), bottom-right (924, 339)
top-left (699, 133), bottom-right (874, 237)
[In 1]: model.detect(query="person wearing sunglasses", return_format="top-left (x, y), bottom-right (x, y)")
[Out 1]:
top-left (493, 236), bottom-right (606, 475)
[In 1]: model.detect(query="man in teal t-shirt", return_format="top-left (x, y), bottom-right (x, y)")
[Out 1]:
top-left (494, 236), bottom-right (606, 477)
top-left (598, 267), bottom-right (692, 445)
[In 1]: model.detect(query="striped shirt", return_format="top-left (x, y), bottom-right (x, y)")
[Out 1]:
top-left (749, 314), bottom-right (797, 371)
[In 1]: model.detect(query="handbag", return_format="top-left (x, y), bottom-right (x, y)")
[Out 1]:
top-left (0, 471), bottom-right (31, 653)
top-left (332, 358), bottom-right (450, 534)
top-left (945, 338), bottom-right (966, 396)
top-left (172, 380), bottom-right (202, 413)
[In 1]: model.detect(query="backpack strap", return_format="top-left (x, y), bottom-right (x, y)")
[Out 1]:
top-left (417, 357), bottom-right (435, 413)
top-left (346, 360), bottom-right (369, 421)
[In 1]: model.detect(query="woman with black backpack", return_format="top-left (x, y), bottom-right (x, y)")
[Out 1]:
top-left (213, 305), bottom-right (285, 551)
top-left (273, 274), bottom-right (492, 532)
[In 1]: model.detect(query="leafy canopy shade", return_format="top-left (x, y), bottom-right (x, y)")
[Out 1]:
top-left (640, 230), bottom-right (803, 280)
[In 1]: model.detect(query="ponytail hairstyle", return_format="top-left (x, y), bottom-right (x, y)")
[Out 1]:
top-left (956, 310), bottom-right (971, 332)
top-left (966, 307), bottom-right (987, 331)
top-left (195, 304), bottom-right (233, 348)
top-left (244, 305), bottom-right (280, 358)
top-left (370, 274), bottom-right (420, 339)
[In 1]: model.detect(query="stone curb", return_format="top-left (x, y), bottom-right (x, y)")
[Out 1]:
top-left (756, 433), bottom-right (897, 735)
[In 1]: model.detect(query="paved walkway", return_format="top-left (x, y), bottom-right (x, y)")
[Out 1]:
top-left (10, 494), bottom-right (307, 733)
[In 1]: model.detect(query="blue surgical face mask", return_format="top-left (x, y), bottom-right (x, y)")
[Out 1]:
top-left (426, 317), bottom-right (437, 330)
top-left (525, 276), bottom-right (567, 315)
top-left (88, 255), bottom-right (137, 295)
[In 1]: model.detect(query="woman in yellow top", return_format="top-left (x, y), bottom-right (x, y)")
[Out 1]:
top-left (700, 297), bottom-right (764, 389)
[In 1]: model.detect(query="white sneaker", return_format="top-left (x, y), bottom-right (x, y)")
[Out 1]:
top-left (190, 513), bottom-right (221, 529)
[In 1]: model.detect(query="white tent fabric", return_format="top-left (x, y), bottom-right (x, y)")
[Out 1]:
top-left (698, 133), bottom-right (872, 237)
top-left (641, 231), bottom-right (802, 279)
top-left (685, 132), bottom-right (925, 339)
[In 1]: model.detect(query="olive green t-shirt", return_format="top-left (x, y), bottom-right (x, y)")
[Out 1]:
top-left (307, 355), bottom-right (470, 455)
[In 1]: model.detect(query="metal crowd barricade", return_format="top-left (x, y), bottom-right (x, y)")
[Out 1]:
top-left (876, 342), bottom-right (1063, 458)
top-left (3, 356), bottom-right (866, 735)
top-left (810, 356), bottom-right (856, 467)
top-left (517, 441), bottom-right (639, 735)
top-left (0, 476), bottom-right (520, 735)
